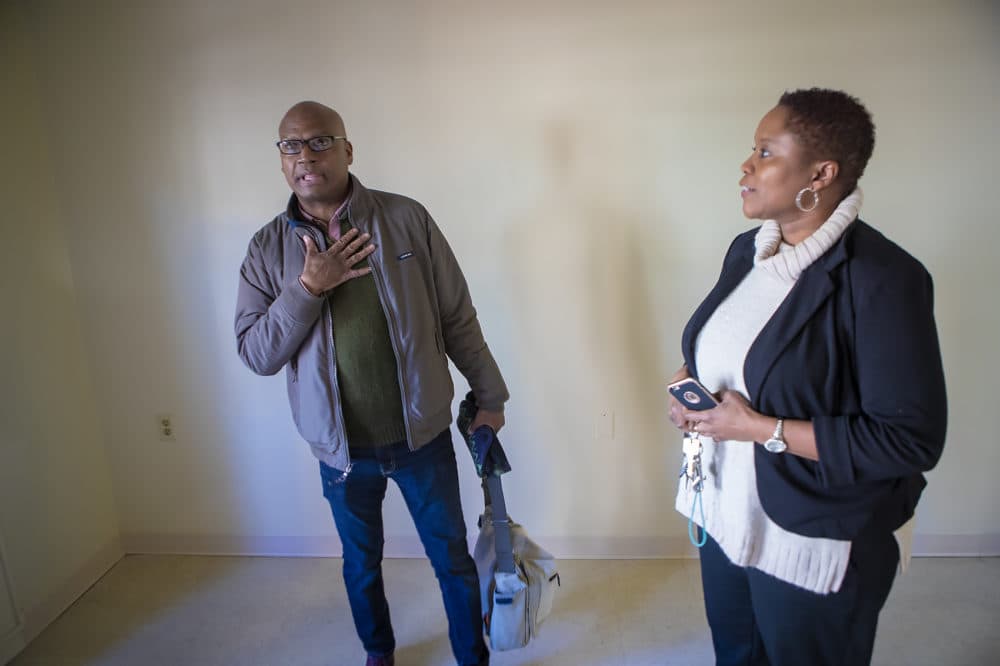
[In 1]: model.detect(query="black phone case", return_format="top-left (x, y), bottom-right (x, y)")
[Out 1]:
top-left (668, 379), bottom-right (718, 411)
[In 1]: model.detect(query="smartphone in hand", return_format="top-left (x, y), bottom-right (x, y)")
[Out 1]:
top-left (667, 377), bottom-right (719, 411)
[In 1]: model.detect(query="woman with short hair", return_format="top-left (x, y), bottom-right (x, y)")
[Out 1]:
top-left (669, 88), bottom-right (947, 666)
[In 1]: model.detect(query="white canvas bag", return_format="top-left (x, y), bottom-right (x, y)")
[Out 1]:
top-left (473, 474), bottom-right (559, 651)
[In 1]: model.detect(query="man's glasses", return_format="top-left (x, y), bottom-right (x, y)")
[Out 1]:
top-left (276, 135), bottom-right (347, 155)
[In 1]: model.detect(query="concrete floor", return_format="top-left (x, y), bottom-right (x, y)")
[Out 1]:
top-left (9, 555), bottom-right (1000, 665)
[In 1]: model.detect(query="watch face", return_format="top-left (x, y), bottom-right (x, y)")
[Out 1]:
top-left (764, 438), bottom-right (787, 454)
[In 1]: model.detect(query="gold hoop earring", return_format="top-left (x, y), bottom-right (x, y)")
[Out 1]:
top-left (795, 187), bottom-right (819, 212)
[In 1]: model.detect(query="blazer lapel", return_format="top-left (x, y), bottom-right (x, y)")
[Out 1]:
top-left (743, 236), bottom-right (850, 401)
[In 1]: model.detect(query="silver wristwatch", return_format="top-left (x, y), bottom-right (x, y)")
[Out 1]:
top-left (763, 418), bottom-right (787, 454)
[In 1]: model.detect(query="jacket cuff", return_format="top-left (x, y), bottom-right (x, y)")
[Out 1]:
top-left (813, 415), bottom-right (856, 487)
top-left (276, 275), bottom-right (325, 325)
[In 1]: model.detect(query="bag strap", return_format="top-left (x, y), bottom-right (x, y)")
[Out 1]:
top-left (458, 394), bottom-right (517, 575)
top-left (484, 474), bottom-right (517, 574)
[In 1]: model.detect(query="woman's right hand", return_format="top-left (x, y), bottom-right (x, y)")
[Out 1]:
top-left (667, 364), bottom-right (693, 431)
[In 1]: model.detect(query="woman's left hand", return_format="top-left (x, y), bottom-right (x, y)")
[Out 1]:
top-left (685, 390), bottom-right (767, 443)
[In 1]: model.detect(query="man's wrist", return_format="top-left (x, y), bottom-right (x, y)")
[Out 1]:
top-left (298, 275), bottom-right (323, 297)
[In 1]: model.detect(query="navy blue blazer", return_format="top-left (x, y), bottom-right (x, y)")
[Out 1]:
top-left (682, 220), bottom-right (947, 540)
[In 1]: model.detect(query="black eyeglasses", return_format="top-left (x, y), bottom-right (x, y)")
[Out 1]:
top-left (275, 135), bottom-right (347, 155)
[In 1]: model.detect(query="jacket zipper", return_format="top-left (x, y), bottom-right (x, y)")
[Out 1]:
top-left (335, 462), bottom-right (353, 483)
top-left (365, 238), bottom-right (415, 450)
top-left (327, 300), bottom-right (353, 482)
top-left (302, 225), bottom-right (353, 481)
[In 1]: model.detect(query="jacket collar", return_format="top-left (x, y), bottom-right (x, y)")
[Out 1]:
top-left (284, 173), bottom-right (372, 228)
top-left (683, 221), bottom-right (859, 403)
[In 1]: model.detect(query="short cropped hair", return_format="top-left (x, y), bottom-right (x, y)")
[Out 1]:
top-left (778, 88), bottom-right (875, 191)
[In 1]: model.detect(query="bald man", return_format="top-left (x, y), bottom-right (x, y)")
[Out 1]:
top-left (235, 101), bottom-right (507, 666)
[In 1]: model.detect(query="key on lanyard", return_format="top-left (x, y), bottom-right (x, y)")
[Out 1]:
top-left (680, 433), bottom-right (705, 492)
top-left (681, 431), bottom-right (709, 547)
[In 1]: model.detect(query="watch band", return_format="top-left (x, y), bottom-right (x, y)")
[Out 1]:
top-left (764, 418), bottom-right (787, 454)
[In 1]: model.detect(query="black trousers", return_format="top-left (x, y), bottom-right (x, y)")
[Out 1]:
top-left (699, 531), bottom-right (899, 666)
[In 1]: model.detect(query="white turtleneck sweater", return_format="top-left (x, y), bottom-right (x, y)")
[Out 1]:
top-left (675, 189), bottom-right (911, 595)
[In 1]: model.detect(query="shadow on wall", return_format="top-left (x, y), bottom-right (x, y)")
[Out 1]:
top-left (125, 107), bottom-right (275, 540)
top-left (504, 117), bottom-right (678, 540)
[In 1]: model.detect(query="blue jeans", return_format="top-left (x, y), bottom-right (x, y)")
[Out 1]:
top-left (320, 429), bottom-right (488, 666)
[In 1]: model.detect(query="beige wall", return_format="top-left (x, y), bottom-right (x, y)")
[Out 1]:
top-left (0, 0), bottom-right (123, 650)
top-left (4, 0), bottom-right (998, 569)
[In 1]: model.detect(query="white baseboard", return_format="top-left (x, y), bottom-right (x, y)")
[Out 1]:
top-left (1, 624), bottom-right (26, 666)
top-left (122, 534), bottom-right (345, 557)
top-left (121, 534), bottom-right (700, 559)
top-left (20, 538), bottom-right (123, 646)
top-left (911, 533), bottom-right (1000, 556)
top-left (121, 533), bottom-right (1000, 559)
top-left (532, 536), bottom-right (700, 559)
top-left (123, 533), bottom-right (411, 558)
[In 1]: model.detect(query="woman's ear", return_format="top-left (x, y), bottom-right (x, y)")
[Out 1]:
top-left (812, 160), bottom-right (840, 192)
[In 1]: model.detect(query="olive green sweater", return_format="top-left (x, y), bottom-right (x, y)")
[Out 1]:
top-left (328, 216), bottom-right (407, 449)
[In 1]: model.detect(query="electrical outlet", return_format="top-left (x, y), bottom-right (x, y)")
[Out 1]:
top-left (157, 414), bottom-right (176, 441)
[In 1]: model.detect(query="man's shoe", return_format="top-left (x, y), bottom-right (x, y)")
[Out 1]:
top-left (365, 654), bottom-right (394, 666)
